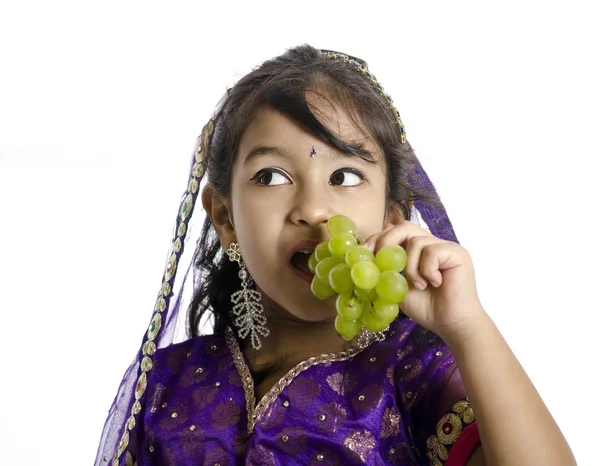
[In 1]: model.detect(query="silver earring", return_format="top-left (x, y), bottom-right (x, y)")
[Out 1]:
top-left (226, 242), bottom-right (270, 350)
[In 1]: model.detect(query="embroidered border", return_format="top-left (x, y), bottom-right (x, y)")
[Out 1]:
top-left (425, 396), bottom-right (475, 466)
top-left (225, 326), bottom-right (385, 434)
top-left (111, 119), bottom-right (214, 466)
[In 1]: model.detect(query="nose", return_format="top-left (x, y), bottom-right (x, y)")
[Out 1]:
top-left (289, 185), bottom-right (332, 229)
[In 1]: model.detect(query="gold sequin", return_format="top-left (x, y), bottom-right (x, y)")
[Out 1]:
top-left (155, 296), bottom-right (166, 313)
top-left (161, 282), bottom-right (171, 297)
top-left (147, 313), bottom-right (162, 341)
top-left (196, 367), bottom-right (204, 374)
top-left (177, 222), bottom-right (187, 237)
top-left (180, 194), bottom-right (193, 221)
top-left (174, 237), bottom-right (182, 253)
top-left (190, 425), bottom-right (196, 431)
top-left (192, 162), bottom-right (204, 178)
top-left (141, 356), bottom-right (153, 372)
top-left (142, 340), bottom-right (156, 356)
top-left (164, 253), bottom-right (178, 281)
top-left (162, 402), bottom-right (167, 408)
top-left (318, 414), bottom-right (326, 421)
top-left (126, 415), bottom-right (136, 430)
top-left (281, 434), bottom-right (289, 442)
top-left (436, 351), bottom-right (443, 357)
top-left (189, 178), bottom-right (199, 194)
top-left (131, 400), bottom-right (141, 415)
top-left (117, 430), bottom-right (129, 457)
top-left (171, 412), bottom-right (178, 418)
top-left (282, 400), bottom-right (290, 407)
top-left (134, 372), bottom-right (147, 400)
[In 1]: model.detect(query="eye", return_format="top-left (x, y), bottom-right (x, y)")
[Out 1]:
top-left (330, 168), bottom-right (366, 187)
top-left (252, 169), bottom-right (290, 186)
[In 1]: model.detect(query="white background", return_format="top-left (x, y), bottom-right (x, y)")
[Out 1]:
top-left (1, 0), bottom-right (598, 464)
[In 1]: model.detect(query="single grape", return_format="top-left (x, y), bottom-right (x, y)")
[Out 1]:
top-left (311, 276), bottom-right (335, 300)
top-left (334, 316), bottom-right (362, 340)
top-left (315, 257), bottom-right (340, 282)
top-left (350, 261), bottom-right (380, 290)
top-left (354, 286), bottom-right (378, 302)
top-left (345, 245), bottom-right (375, 267)
top-left (336, 293), bottom-right (364, 321)
top-left (308, 252), bottom-right (318, 274)
top-left (375, 270), bottom-right (409, 303)
top-left (329, 263), bottom-right (353, 294)
top-left (375, 244), bottom-right (408, 273)
top-left (328, 233), bottom-right (357, 259)
top-left (373, 298), bottom-right (400, 323)
top-left (360, 304), bottom-right (389, 332)
top-left (315, 241), bottom-right (333, 261)
top-left (327, 215), bottom-right (357, 236)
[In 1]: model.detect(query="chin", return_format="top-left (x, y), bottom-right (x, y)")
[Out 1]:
top-left (257, 284), bottom-right (337, 323)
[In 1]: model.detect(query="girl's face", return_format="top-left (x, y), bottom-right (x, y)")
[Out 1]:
top-left (214, 97), bottom-right (396, 323)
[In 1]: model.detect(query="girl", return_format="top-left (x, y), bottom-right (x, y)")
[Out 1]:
top-left (95, 45), bottom-right (576, 465)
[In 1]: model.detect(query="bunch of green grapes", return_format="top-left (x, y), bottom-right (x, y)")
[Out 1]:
top-left (309, 215), bottom-right (409, 341)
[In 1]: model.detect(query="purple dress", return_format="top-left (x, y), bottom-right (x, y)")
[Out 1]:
top-left (118, 318), bottom-right (476, 465)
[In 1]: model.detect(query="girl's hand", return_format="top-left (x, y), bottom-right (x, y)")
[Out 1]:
top-left (363, 221), bottom-right (485, 341)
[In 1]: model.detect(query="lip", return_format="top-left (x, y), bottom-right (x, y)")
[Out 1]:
top-left (287, 240), bottom-right (320, 284)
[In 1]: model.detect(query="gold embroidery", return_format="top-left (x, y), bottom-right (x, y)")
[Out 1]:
top-left (426, 396), bottom-right (475, 465)
top-left (112, 119), bottom-right (215, 463)
top-left (343, 429), bottom-right (377, 462)
top-left (225, 326), bottom-right (383, 433)
top-left (326, 372), bottom-right (344, 394)
top-left (225, 328), bottom-right (257, 434)
top-left (381, 406), bottom-right (402, 438)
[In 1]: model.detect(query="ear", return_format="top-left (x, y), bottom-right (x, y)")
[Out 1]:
top-left (201, 184), bottom-right (236, 250)
top-left (384, 201), bottom-right (409, 228)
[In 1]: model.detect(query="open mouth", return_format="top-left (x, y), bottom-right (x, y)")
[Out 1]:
top-left (290, 250), bottom-right (312, 276)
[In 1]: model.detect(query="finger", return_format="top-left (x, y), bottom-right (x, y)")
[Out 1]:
top-left (368, 221), bottom-right (432, 252)
top-left (362, 224), bottom-right (394, 251)
top-left (419, 243), bottom-right (446, 288)
top-left (404, 235), bottom-right (439, 290)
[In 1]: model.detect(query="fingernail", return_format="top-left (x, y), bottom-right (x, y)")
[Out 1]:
top-left (415, 281), bottom-right (427, 290)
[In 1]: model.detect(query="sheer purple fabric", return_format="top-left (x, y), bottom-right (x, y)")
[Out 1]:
top-left (95, 50), bottom-right (463, 465)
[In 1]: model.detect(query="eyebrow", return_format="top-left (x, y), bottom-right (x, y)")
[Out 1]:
top-left (243, 145), bottom-right (372, 164)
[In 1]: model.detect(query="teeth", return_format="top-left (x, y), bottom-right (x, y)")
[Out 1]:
top-left (298, 249), bottom-right (313, 254)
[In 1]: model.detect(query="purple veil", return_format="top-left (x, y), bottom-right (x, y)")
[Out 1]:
top-left (94, 49), bottom-right (459, 466)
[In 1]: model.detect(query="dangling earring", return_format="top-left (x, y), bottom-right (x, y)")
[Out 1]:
top-left (226, 242), bottom-right (270, 350)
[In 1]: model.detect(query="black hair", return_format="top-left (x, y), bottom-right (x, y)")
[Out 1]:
top-left (187, 44), bottom-right (447, 361)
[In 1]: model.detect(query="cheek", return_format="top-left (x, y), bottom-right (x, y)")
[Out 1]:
top-left (230, 188), bottom-right (281, 269)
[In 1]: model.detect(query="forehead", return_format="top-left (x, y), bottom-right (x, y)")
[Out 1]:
top-left (237, 91), bottom-right (382, 161)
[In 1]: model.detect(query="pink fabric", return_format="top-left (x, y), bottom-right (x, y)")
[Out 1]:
top-left (446, 421), bottom-right (481, 466)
